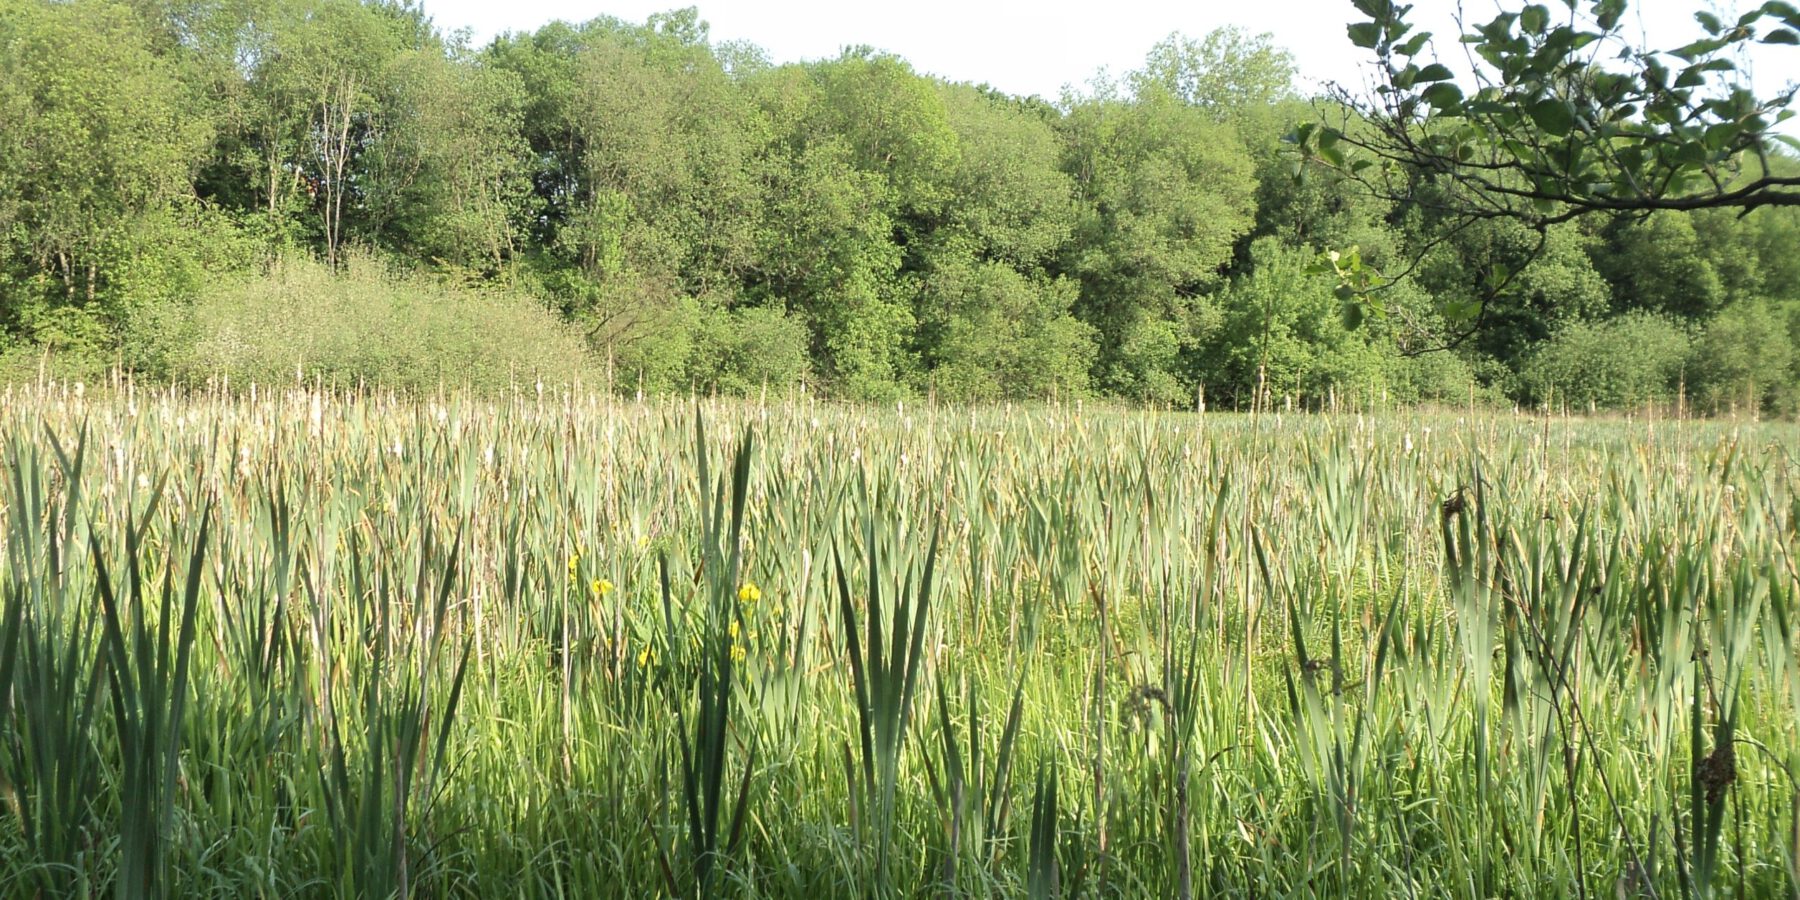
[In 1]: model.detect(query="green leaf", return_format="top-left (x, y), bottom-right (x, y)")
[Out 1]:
top-left (1595, 0), bottom-right (1626, 30)
top-left (1521, 4), bottom-right (1550, 34)
top-left (1670, 37), bottom-right (1728, 61)
top-left (1422, 82), bottom-right (1465, 110)
top-left (1763, 28), bottom-right (1800, 43)
top-left (1528, 98), bottom-right (1575, 136)
top-left (1695, 11), bottom-right (1724, 34)
top-left (1348, 22), bottom-right (1383, 49)
top-left (1416, 63), bottom-right (1455, 82)
top-left (1396, 32), bottom-right (1433, 56)
top-left (1442, 299), bottom-right (1481, 322)
top-left (1340, 300), bottom-right (1365, 331)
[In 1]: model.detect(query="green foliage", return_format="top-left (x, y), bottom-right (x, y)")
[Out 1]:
top-left (1059, 83), bottom-right (1258, 399)
top-left (1518, 312), bottom-right (1692, 410)
top-left (0, 1), bottom-right (1792, 416)
top-left (1132, 27), bottom-right (1296, 152)
top-left (814, 50), bottom-right (960, 216)
top-left (1302, 0), bottom-right (1800, 221)
top-left (159, 255), bottom-right (595, 391)
top-left (0, 0), bottom-right (211, 352)
top-left (1744, 196), bottom-right (1800, 303)
top-left (1414, 219), bottom-right (1613, 362)
top-left (919, 260), bottom-right (1095, 402)
top-left (371, 51), bottom-right (534, 270)
top-left (1383, 348), bottom-right (1487, 406)
top-left (1687, 300), bottom-right (1797, 416)
top-left (1249, 109), bottom-right (1400, 258)
top-left (936, 84), bottom-right (1077, 268)
top-left (1193, 238), bottom-right (1389, 408)
top-left (1596, 212), bottom-right (1730, 318)
top-left (690, 304), bottom-right (813, 396)
top-left (740, 134), bottom-right (907, 398)
top-left (1294, 0), bottom-right (1799, 384)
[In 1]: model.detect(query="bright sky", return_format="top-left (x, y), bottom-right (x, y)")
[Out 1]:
top-left (422, 0), bottom-right (1796, 120)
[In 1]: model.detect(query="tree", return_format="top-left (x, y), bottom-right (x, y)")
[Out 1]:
top-left (812, 49), bottom-right (960, 218)
top-left (916, 259), bottom-right (1095, 401)
top-left (1058, 83), bottom-right (1258, 402)
top-left (1192, 237), bottom-right (1390, 409)
top-left (933, 84), bottom-right (1076, 270)
top-left (1304, 0), bottom-right (1799, 219)
top-left (1593, 211), bottom-right (1728, 318)
top-left (1687, 299), bottom-right (1796, 415)
top-left (1516, 311), bottom-right (1691, 410)
top-left (751, 139), bottom-right (908, 398)
top-left (1132, 27), bottom-right (1297, 154)
top-left (0, 0), bottom-right (209, 350)
top-left (363, 47), bottom-right (532, 271)
top-left (1410, 217), bottom-right (1611, 361)
top-left (1295, 0), bottom-right (1800, 344)
top-left (241, 0), bottom-right (418, 264)
top-left (493, 11), bottom-right (767, 388)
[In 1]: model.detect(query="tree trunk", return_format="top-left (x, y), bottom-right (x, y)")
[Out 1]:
top-left (319, 72), bottom-right (359, 269)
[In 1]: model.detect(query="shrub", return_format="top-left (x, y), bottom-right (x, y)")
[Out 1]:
top-left (158, 254), bottom-right (595, 392)
top-left (1686, 300), bottom-right (1796, 417)
top-left (1383, 350), bottom-right (1485, 408)
top-left (690, 303), bottom-right (813, 396)
top-left (923, 264), bottom-right (1095, 402)
top-left (1517, 312), bottom-right (1690, 411)
top-left (1191, 238), bottom-right (1390, 409)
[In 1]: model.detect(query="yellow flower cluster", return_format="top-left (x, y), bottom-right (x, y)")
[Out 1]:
top-left (725, 616), bottom-right (755, 664)
top-left (571, 553), bottom-right (615, 599)
top-left (737, 582), bottom-right (762, 604)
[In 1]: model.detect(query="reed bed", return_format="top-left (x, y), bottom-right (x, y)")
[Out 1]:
top-left (0, 383), bottom-right (1796, 898)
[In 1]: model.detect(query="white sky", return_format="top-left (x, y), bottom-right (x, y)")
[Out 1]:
top-left (422, 0), bottom-right (1796, 123)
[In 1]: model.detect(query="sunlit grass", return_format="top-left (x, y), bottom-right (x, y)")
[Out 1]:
top-left (0, 381), bottom-right (1796, 897)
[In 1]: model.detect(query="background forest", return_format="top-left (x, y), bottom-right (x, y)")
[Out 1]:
top-left (1, 0), bottom-right (1796, 414)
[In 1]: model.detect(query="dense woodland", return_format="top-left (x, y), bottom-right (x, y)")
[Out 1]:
top-left (1, 0), bottom-right (1797, 413)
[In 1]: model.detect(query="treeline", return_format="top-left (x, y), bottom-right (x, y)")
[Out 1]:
top-left (1, 1), bottom-right (1796, 412)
